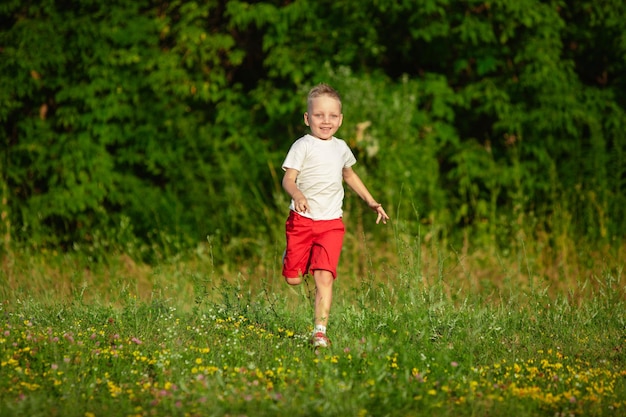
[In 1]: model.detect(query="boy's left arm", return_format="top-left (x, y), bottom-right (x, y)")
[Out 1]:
top-left (343, 167), bottom-right (389, 224)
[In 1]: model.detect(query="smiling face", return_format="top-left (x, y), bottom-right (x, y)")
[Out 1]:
top-left (304, 94), bottom-right (343, 140)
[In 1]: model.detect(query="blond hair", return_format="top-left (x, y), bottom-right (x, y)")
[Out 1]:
top-left (307, 83), bottom-right (342, 111)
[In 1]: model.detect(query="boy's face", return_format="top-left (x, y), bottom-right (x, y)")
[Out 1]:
top-left (304, 95), bottom-right (343, 140)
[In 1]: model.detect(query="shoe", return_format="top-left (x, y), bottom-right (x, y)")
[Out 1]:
top-left (311, 332), bottom-right (331, 348)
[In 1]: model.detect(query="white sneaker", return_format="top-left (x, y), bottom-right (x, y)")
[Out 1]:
top-left (310, 332), bottom-right (331, 348)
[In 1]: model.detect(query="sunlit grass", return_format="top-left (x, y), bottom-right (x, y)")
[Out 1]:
top-left (1, 275), bottom-right (625, 416)
top-left (1, 312), bottom-right (624, 416)
top-left (0, 232), bottom-right (625, 416)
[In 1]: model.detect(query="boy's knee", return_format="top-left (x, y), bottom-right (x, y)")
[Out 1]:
top-left (313, 270), bottom-right (334, 286)
top-left (285, 277), bottom-right (302, 286)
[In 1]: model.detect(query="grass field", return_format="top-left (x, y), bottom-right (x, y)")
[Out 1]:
top-left (1, 236), bottom-right (625, 416)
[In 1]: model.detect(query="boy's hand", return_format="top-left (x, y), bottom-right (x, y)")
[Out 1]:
top-left (368, 201), bottom-right (389, 224)
top-left (294, 196), bottom-right (310, 213)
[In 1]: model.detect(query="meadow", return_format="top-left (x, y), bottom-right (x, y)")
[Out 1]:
top-left (3, 1), bottom-right (625, 415)
top-left (1, 231), bottom-right (625, 417)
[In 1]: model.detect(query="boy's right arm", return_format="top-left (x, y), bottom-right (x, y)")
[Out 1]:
top-left (282, 168), bottom-right (309, 213)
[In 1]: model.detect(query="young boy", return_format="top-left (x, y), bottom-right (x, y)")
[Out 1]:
top-left (281, 83), bottom-right (389, 348)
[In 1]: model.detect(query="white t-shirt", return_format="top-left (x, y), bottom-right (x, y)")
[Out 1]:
top-left (282, 134), bottom-right (357, 220)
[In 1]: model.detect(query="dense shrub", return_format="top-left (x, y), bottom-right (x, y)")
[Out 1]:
top-left (1, 0), bottom-right (624, 260)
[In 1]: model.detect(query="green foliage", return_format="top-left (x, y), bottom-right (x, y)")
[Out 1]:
top-left (1, 0), bottom-right (625, 259)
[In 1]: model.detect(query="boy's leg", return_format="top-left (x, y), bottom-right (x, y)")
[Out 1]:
top-left (313, 269), bottom-right (334, 327)
top-left (308, 218), bottom-right (344, 343)
top-left (285, 276), bottom-right (302, 286)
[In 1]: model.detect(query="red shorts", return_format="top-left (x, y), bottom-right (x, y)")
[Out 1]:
top-left (282, 211), bottom-right (345, 279)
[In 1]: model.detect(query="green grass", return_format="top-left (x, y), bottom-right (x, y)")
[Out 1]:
top-left (0, 239), bottom-right (625, 417)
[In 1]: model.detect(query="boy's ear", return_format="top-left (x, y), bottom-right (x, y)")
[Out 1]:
top-left (303, 112), bottom-right (310, 126)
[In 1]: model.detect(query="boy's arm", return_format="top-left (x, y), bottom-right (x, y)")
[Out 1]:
top-left (343, 167), bottom-right (389, 224)
top-left (282, 168), bottom-right (309, 213)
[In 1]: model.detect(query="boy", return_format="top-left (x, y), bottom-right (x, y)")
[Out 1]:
top-left (281, 83), bottom-right (389, 348)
